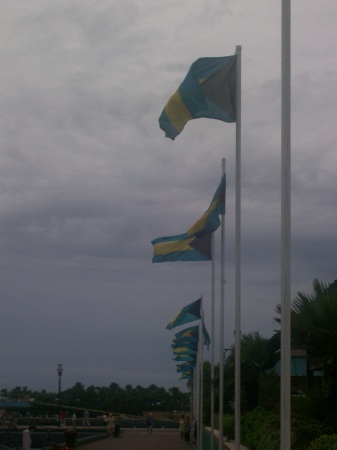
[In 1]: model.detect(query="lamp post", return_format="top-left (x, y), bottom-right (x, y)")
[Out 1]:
top-left (57, 364), bottom-right (63, 427)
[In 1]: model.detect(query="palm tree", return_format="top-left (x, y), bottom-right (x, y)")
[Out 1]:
top-left (225, 331), bottom-right (279, 413)
top-left (289, 279), bottom-right (337, 432)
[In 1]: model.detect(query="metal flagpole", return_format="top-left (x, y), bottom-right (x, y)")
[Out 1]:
top-left (234, 44), bottom-right (242, 450)
top-left (219, 158), bottom-right (226, 449)
top-left (281, 0), bottom-right (291, 448)
top-left (210, 234), bottom-right (215, 450)
top-left (195, 362), bottom-right (200, 448)
top-left (199, 300), bottom-right (204, 450)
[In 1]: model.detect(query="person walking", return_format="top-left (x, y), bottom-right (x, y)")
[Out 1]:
top-left (184, 416), bottom-right (191, 444)
top-left (107, 414), bottom-right (115, 437)
top-left (179, 415), bottom-right (185, 442)
top-left (82, 410), bottom-right (90, 427)
top-left (145, 413), bottom-right (153, 434)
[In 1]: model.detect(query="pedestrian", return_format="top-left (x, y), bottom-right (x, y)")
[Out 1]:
top-left (82, 410), bottom-right (90, 426)
top-left (179, 415), bottom-right (185, 442)
top-left (72, 412), bottom-right (77, 427)
top-left (107, 414), bottom-right (115, 436)
top-left (60, 410), bottom-right (66, 427)
top-left (184, 416), bottom-right (191, 444)
top-left (145, 413), bottom-right (153, 434)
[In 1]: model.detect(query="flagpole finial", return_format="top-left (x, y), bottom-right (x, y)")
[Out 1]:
top-left (235, 45), bottom-right (242, 54)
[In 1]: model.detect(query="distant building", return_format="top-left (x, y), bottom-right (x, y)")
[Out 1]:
top-left (274, 348), bottom-right (323, 391)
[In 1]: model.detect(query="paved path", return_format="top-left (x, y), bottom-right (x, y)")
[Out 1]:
top-left (77, 428), bottom-right (249, 450)
top-left (78, 429), bottom-right (195, 450)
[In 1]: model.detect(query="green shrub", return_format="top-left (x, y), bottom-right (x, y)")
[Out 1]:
top-left (223, 415), bottom-right (235, 440)
top-left (307, 434), bottom-right (337, 450)
top-left (213, 414), bottom-right (235, 440)
top-left (241, 407), bottom-right (279, 450)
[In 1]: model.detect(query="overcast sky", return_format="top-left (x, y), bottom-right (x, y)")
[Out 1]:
top-left (1, 0), bottom-right (336, 394)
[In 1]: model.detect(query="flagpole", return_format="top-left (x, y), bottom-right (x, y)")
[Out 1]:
top-left (281, 0), bottom-right (291, 448)
top-left (234, 44), bottom-right (242, 450)
top-left (199, 299), bottom-right (204, 450)
top-left (210, 234), bottom-right (215, 450)
top-left (219, 158), bottom-right (226, 448)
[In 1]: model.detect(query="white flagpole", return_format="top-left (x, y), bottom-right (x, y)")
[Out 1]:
top-left (219, 158), bottom-right (226, 448)
top-left (199, 300), bottom-right (204, 450)
top-left (281, 0), bottom-right (291, 448)
top-left (193, 366), bottom-right (197, 424)
top-left (194, 364), bottom-right (201, 447)
top-left (234, 44), bottom-right (242, 450)
top-left (210, 234), bottom-right (215, 450)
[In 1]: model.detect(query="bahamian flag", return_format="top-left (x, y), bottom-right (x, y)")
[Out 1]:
top-left (166, 298), bottom-right (201, 330)
top-left (159, 56), bottom-right (236, 140)
top-left (177, 362), bottom-right (196, 373)
top-left (174, 323), bottom-right (210, 349)
top-left (152, 173), bottom-right (226, 263)
top-left (172, 337), bottom-right (198, 348)
top-left (152, 232), bottom-right (212, 263)
top-left (173, 354), bottom-right (196, 362)
top-left (175, 325), bottom-right (200, 340)
top-left (179, 372), bottom-right (193, 380)
top-left (172, 346), bottom-right (197, 355)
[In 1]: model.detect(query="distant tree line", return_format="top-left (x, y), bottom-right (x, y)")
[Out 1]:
top-left (0, 383), bottom-right (190, 417)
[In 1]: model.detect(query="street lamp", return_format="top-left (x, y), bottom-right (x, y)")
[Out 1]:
top-left (57, 364), bottom-right (63, 427)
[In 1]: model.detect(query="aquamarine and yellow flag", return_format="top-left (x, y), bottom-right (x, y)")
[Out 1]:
top-left (152, 173), bottom-right (225, 263)
top-left (166, 298), bottom-right (201, 330)
top-left (172, 337), bottom-right (198, 348)
top-left (159, 56), bottom-right (237, 140)
top-left (179, 372), bottom-right (193, 381)
top-left (152, 232), bottom-right (212, 263)
top-left (172, 346), bottom-right (197, 355)
top-left (173, 354), bottom-right (196, 362)
top-left (174, 323), bottom-right (210, 350)
top-left (177, 362), bottom-right (196, 373)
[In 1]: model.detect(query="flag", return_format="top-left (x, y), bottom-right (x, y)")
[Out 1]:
top-left (179, 372), bottom-right (193, 380)
top-left (173, 354), bottom-right (196, 362)
top-left (177, 362), bottom-right (196, 372)
top-left (166, 298), bottom-right (201, 330)
top-left (152, 232), bottom-right (212, 263)
top-left (172, 346), bottom-right (197, 355)
top-left (175, 323), bottom-right (210, 349)
top-left (172, 337), bottom-right (198, 348)
top-left (175, 325), bottom-right (199, 340)
top-left (159, 56), bottom-right (237, 140)
top-left (152, 173), bottom-right (226, 263)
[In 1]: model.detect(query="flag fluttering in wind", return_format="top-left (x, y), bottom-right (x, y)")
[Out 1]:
top-left (172, 338), bottom-right (198, 349)
top-left (172, 346), bottom-right (197, 355)
top-left (177, 362), bottom-right (196, 373)
top-left (173, 354), bottom-right (196, 362)
top-left (152, 174), bottom-right (226, 263)
top-left (174, 323), bottom-right (210, 349)
top-left (179, 372), bottom-right (193, 380)
top-left (166, 298), bottom-right (201, 330)
top-left (159, 56), bottom-right (237, 140)
top-left (152, 232), bottom-right (212, 263)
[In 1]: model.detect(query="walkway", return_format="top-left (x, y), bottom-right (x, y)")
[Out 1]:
top-left (77, 428), bottom-right (249, 450)
top-left (78, 428), bottom-right (191, 450)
